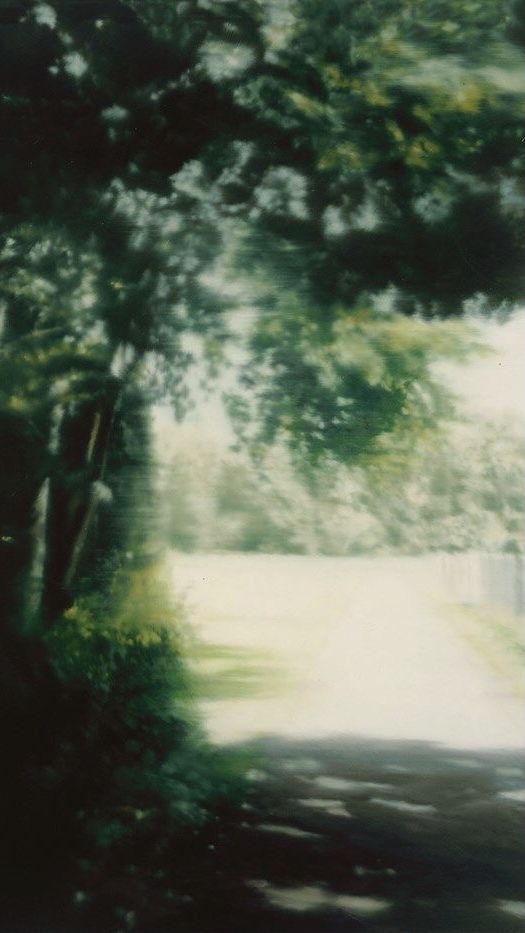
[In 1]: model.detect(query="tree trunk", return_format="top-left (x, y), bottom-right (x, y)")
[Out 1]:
top-left (43, 387), bottom-right (120, 620)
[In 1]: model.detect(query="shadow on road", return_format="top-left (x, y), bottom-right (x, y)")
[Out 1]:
top-left (187, 734), bottom-right (525, 933)
top-left (3, 734), bottom-right (523, 932)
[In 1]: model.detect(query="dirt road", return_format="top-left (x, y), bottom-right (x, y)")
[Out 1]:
top-left (165, 554), bottom-right (525, 932)
top-left (168, 553), bottom-right (523, 749)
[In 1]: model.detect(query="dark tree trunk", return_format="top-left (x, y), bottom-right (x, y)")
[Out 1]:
top-left (44, 382), bottom-right (121, 620)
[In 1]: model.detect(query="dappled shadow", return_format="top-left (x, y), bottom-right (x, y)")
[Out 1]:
top-left (3, 733), bottom-right (523, 932)
top-left (184, 734), bottom-right (525, 933)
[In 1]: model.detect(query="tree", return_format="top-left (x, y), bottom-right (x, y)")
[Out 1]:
top-left (1, 0), bottom-right (523, 923)
top-left (227, 292), bottom-right (479, 463)
top-left (354, 416), bottom-right (525, 553)
top-left (2, 0), bottom-right (523, 632)
top-left (231, 0), bottom-right (524, 312)
top-left (220, 0), bottom-right (524, 460)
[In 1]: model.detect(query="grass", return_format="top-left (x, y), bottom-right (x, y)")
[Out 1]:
top-left (186, 641), bottom-right (292, 701)
top-left (448, 602), bottom-right (525, 697)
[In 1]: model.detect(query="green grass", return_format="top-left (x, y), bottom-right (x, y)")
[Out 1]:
top-left (448, 602), bottom-right (525, 697)
top-left (187, 641), bottom-right (292, 700)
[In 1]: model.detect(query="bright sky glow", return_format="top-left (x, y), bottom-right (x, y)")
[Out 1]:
top-left (436, 309), bottom-right (525, 427)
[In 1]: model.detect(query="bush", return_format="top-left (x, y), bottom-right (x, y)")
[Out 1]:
top-left (0, 567), bottom-right (245, 931)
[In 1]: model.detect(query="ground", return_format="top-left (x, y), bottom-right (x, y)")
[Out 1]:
top-left (168, 553), bottom-right (525, 933)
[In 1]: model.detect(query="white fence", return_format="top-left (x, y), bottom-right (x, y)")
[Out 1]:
top-left (439, 552), bottom-right (525, 616)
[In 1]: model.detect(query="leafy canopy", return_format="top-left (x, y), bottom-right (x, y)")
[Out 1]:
top-left (0, 0), bottom-right (523, 625)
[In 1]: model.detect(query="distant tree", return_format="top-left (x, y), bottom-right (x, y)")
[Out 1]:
top-left (351, 416), bottom-right (525, 553)
top-left (161, 415), bottom-right (524, 556)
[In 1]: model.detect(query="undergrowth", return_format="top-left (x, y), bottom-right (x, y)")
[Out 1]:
top-left (0, 566), bottom-right (249, 932)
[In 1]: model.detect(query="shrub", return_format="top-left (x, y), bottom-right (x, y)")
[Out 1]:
top-left (1, 567), bottom-right (245, 931)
